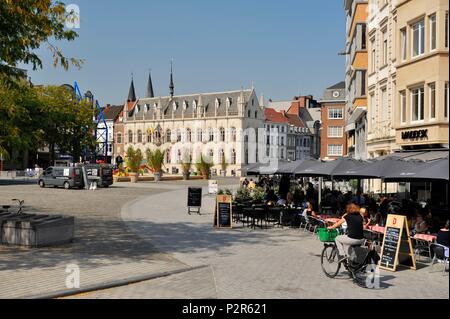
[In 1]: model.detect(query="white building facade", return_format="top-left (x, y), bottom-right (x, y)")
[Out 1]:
top-left (122, 88), bottom-right (266, 176)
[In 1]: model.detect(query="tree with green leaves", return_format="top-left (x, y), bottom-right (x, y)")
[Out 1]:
top-left (34, 85), bottom-right (96, 163)
top-left (0, 0), bottom-right (83, 78)
top-left (0, 76), bottom-right (42, 164)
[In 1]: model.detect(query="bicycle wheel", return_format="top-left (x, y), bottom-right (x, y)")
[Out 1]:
top-left (321, 244), bottom-right (341, 278)
top-left (352, 254), bottom-right (379, 289)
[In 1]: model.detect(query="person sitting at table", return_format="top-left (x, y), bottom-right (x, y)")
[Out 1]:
top-left (327, 201), bottom-right (365, 262)
top-left (276, 195), bottom-right (287, 206)
top-left (360, 207), bottom-right (371, 229)
top-left (412, 212), bottom-right (429, 236)
top-left (264, 188), bottom-right (278, 205)
top-left (286, 192), bottom-right (294, 208)
top-left (302, 201), bottom-right (317, 219)
top-left (248, 179), bottom-right (256, 190)
top-left (437, 220), bottom-right (449, 248)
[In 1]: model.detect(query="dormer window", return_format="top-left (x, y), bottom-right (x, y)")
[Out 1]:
top-left (183, 100), bottom-right (188, 110)
top-left (153, 103), bottom-right (158, 108)
top-left (226, 97), bottom-right (232, 108)
top-left (173, 101), bottom-right (178, 111)
top-left (193, 100), bottom-right (197, 109)
top-left (215, 98), bottom-right (221, 109)
top-left (144, 104), bottom-right (149, 112)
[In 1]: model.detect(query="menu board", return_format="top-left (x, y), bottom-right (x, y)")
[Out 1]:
top-left (379, 214), bottom-right (416, 272)
top-left (214, 195), bottom-right (232, 228)
top-left (379, 227), bottom-right (400, 270)
top-left (187, 187), bottom-right (202, 215)
top-left (187, 187), bottom-right (202, 207)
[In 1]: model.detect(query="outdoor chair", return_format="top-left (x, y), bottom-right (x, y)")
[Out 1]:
top-left (308, 217), bottom-right (325, 234)
top-left (429, 243), bottom-right (449, 274)
top-left (413, 237), bottom-right (433, 262)
top-left (298, 215), bottom-right (310, 231)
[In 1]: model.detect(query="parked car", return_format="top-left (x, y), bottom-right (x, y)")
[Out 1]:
top-left (84, 164), bottom-right (113, 188)
top-left (38, 166), bottom-right (84, 189)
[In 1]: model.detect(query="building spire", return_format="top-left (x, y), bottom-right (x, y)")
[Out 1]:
top-left (127, 73), bottom-right (136, 102)
top-left (169, 59), bottom-right (174, 98)
top-left (146, 69), bottom-right (155, 98)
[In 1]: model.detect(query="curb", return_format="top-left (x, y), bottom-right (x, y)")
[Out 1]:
top-left (25, 264), bottom-right (210, 299)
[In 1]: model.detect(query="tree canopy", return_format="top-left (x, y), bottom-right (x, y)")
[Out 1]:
top-left (0, 77), bottom-right (96, 164)
top-left (0, 0), bottom-right (83, 78)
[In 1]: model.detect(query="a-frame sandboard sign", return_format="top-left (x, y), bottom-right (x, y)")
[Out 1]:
top-left (213, 195), bottom-right (233, 229)
top-left (379, 214), bottom-right (416, 271)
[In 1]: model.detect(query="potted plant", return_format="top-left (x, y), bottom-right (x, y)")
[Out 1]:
top-left (126, 146), bottom-right (143, 183)
top-left (146, 148), bottom-right (166, 182)
top-left (220, 154), bottom-right (228, 177)
top-left (181, 151), bottom-right (191, 181)
top-left (195, 154), bottom-right (213, 180)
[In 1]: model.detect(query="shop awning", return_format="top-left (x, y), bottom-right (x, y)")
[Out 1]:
top-left (384, 157), bottom-right (449, 182)
top-left (294, 157), bottom-right (367, 178)
top-left (276, 159), bottom-right (319, 174)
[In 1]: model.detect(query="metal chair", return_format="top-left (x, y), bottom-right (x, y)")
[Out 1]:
top-left (413, 237), bottom-right (433, 262)
top-left (429, 243), bottom-right (449, 274)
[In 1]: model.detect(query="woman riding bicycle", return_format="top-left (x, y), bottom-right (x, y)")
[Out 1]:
top-left (327, 201), bottom-right (365, 262)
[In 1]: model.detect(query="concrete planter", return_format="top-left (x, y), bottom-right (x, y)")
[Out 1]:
top-left (129, 172), bottom-right (139, 183)
top-left (153, 172), bottom-right (162, 182)
top-left (1, 214), bottom-right (74, 247)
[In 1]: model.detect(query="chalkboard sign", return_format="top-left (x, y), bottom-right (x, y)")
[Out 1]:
top-left (187, 187), bottom-right (202, 215)
top-left (379, 214), bottom-right (416, 272)
top-left (214, 195), bottom-right (232, 228)
top-left (379, 227), bottom-right (400, 270)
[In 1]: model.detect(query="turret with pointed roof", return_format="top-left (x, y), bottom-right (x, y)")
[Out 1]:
top-left (146, 70), bottom-right (155, 98)
top-left (169, 61), bottom-right (174, 98)
top-left (127, 76), bottom-right (137, 102)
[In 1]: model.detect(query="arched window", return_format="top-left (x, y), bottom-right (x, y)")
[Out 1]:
top-left (166, 129), bottom-right (172, 143)
top-left (117, 133), bottom-right (122, 144)
top-left (230, 127), bottom-right (237, 142)
top-left (147, 131), bottom-right (152, 143)
top-left (248, 110), bottom-right (251, 117)
top-left (197, 129), bottom-right (203, 142)
top-left (186, 129), bottom-right (192, 142)
top-left (219, 127), bottom-right (225, 142)
top-left (128, 130), bottom-right (133, 143)
top-left (137, 130), bottom-right (143, 143)
top-left (177, 129), bottom-right (182, 142)
top-left (208, 128), bottom-right (214, 142)
top-left (209, 149), bottom-right (214, 158)
top-left (255, 111), bottom-right (258, 118)
top-left (232, 149), bottom-right (236, 164)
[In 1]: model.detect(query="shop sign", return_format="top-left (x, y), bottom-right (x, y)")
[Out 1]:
top-left (401, 129), bottom-right (428, 140)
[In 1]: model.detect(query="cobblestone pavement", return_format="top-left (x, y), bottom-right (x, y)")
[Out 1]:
top-left (0, 183), bottom-right (194, 299)
top-left (1, 181), bottom-right (448, 299)
top-left (91, 182), bottom-right (446, 299)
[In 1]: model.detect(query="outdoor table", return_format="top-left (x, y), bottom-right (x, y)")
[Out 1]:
top-left (267, 207), bottom-right (283, 227)
top-left (243, 207), bottom-right (266, 229)
top-left (413, 233), bottom-right (437, 242)
top-left (369, 225), bottom-right (385, 234)
top-left (280, 208), bottom-right (301, 228)
top-left (324, 218), bottom-right (340, 225)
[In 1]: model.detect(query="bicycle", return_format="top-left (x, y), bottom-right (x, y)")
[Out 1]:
top-left (319, 228), bottom-right (380, 288)
top-left (11, 199), bottom-right (25, 214)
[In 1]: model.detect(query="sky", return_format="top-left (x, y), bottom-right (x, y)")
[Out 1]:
top-left (25, 0), bottom-right (346, 106)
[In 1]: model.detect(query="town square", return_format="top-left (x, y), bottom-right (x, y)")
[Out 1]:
top-left (0, 0), bottom-right (449, 306)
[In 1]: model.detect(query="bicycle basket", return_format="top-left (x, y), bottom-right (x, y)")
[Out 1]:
top-left (318, 228), bottom-right (338, 242)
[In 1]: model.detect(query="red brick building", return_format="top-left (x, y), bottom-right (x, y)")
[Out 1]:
top-left (319, 82), bottom-right (347, 160)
